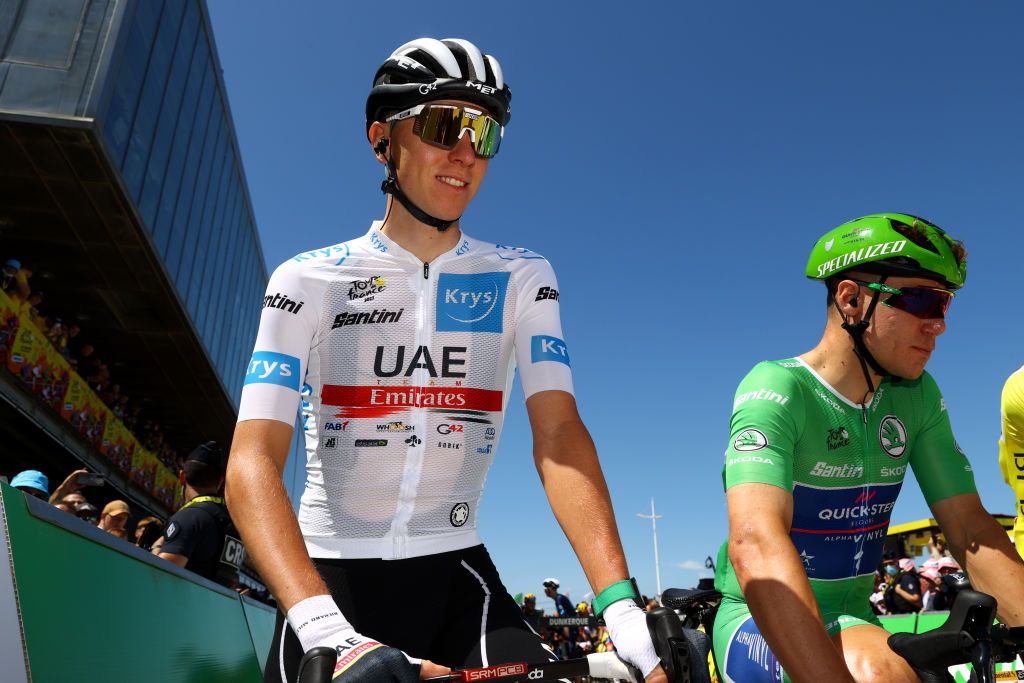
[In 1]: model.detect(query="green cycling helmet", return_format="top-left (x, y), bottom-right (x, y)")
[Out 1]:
top-left (805, 213), bottom-right (967, 290)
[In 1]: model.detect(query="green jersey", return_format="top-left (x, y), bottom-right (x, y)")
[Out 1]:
top-left (714, 358), bottom-right (976, 618)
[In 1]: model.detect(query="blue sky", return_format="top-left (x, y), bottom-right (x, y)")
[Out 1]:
top-left (206, 1), bottom-right (1024, 613)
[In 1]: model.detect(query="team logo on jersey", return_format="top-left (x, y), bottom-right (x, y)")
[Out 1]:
top-left (531, 336), bottom-right (570, 366)
top-left (476, 444), bottom-right (493, 455)
top-left (376, 421), bottom-right (413, 433)
top-left (485, 427), bottom-right (496, 440)
top-left (405, 435), bottom-right (421, 446)
top-left (244, 351), bottom-right (300, 390)
top-left (879, 416), bottom-right (908, 458)
top-left (436, 272), bottom-right (510, 333)
top-left (263, 292), bottom-right (304, 314)
top-left (826, 427), bottom-right (850, 450)
top-left (733, 429), bottom-right (768, 452)
top-left (348, 276), bottom-right (386, 302)
top-left (450, 503), bottom-right (470, 527)
top-left (535, 286), bottom-right (559, 302)
top-left (321, 436), bottom-right (338, 449)
top-left (354, 439), bottom-right (388, 447)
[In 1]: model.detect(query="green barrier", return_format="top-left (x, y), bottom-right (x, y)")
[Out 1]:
top-left (0, 482), bottom-right (276, 682)
top-left (879, 613), bottom-right (918, 634)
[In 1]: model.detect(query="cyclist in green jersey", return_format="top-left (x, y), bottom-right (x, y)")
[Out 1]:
top-left (713, 214), bottom-right (1024, 682)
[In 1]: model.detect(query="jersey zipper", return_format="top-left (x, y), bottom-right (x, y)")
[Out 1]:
top-left (392, 261), bottom-right (433, 559)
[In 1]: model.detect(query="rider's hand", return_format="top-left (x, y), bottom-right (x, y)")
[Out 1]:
top-left (603, 601), bottom-right (666, 681)
top-left (288, 595), bottom-right (427, 681)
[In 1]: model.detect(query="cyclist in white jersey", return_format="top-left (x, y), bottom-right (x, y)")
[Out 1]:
top-left (226, 38), bottom-right (665, 683)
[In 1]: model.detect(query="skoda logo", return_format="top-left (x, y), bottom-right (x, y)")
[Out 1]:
top-left (450, 503), bottom-right (469, 527)
top-left (733, 429), bottom-right (768, 452)
top-left (879, 415), bottom-right (908, 458)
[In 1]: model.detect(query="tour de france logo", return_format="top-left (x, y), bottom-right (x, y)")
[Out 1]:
top-left (879, 415), bottom-right (908, 458)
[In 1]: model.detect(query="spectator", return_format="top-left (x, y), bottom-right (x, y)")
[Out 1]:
top-left (152, 441), bottom-right (246, 586)
top-left (1, 259), bottom-right (19, 295)
top-left (61, 491), bottom-right (88, 509)
top-left (9, 470), bottom-right (49, 501)
top-left (63, 323), bottom-right (81, 360)
top-left (25, 291), bottom-right (44, 326)
top-left (134, 516), bottom-right (164, 551)
top-left (885, 558), bottom-right (922, 614)
top-left (928, 533), bottom-right (952, 561)
top-left (919, 567), bottom-right (942, 611)
top-left (521, 593), bottom-right (543, 632)
top-left (75, 502), bottom-right (99, 525)
top-left (47, 468), bottom-right (99, 506)
top-left (99, 499), bottom-right (130, 536)
top-left (644, 596), bottom-right (660, 611)
top-left (543, 577), bottom-right (577, 617)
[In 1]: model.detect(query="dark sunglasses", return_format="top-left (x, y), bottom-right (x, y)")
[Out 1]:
top-left (853, 280), bottom-right (954, 320)
top-left (387, 104), bottom-right (503, 158)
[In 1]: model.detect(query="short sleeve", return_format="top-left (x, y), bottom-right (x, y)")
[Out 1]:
top-left (237, 261), bottom-right (320, 424)
top-left (722, 362), bottom-right (804, 492)
top-left (910, 372), bottom-right (977, 505)
top-left (160, 508), bottom-right (207, 557)
top-left (512, 259), bottom-right (574, 399)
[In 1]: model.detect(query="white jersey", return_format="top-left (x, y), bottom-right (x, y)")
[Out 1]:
top-left (238, 223), bottom-right (573, 559)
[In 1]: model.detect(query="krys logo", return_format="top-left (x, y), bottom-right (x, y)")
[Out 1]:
top-left (436, 272), bottom-right (510, 333)
top-left (879, 415), bottom-right (908, 458)
top-left (733, 429), bottom-right (768, 452)
top-left (244, 351), bottom-right (300, 391)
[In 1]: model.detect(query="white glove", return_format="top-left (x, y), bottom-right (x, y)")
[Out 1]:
top-left (287, 595), bottom-right (423, 671)
top-left (603, 600), bottom-right (660, 678)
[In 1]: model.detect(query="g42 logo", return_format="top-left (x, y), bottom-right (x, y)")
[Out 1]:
top-left (437, 424), bottom-right (465, 435)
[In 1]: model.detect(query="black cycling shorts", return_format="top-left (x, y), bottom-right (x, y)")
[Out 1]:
top-left (264, 544), bottom-right (556, 682)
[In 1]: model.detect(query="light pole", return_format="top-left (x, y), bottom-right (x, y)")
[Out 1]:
top-left (637, 498), bottom-right (662, 598)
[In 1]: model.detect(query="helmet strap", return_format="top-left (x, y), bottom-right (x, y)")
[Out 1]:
top-left (380, 153), bottom-right (458, 232)
top-left (835, 274), bottom-right (898, 398)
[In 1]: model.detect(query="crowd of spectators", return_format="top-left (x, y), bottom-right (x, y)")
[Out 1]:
top-left (1, 257), bottom-right (184, 472)
top-left (870, 537), bottom-right (967, 616)
top-left (6, 464), bottom-right (271, 605)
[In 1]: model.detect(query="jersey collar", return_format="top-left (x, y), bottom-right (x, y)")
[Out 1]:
top-left (365, 222), bottom-right (477, 265)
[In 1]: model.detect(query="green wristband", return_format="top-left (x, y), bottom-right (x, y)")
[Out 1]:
top-left (592, 577), bottom-right (643, 618)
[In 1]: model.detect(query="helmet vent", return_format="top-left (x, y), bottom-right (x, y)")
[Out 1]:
top-left (888, 217), bottom-right (940, 255)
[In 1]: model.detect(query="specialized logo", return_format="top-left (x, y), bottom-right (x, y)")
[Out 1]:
top-left (734, 387), bottom-right (790, 409)
top-left (879, 416), bottom-right (908, 458)
top-left (815, 240), bottom-right (908, 277)
top-left (450, 502), bottom-right (470, 527)
top-left (332, 308), bottom-right (403, 329)
top-left (733, 429), bottom-right (768, 452)
top-left (377, 422), bottom-right (413, 432)
top-left (354, 439), bottom-right (388, 447)
top-left (535, 286), bottom-right (560, 302)
top-left (244, 351), bottom-right (300, 390)
top-left (374, 345), bottom-right (467, 378)
top-left (323, 385), bottom-right (503, 419)
top-left (263, 292), bottom-right (304, 314)
top-left (810, 461), bottom-right (862, 478)
top-left (348, 275), bottom-right (386, 302)
top-left (824, 238), bottom-right (835, 251)
top-left (436, 272), bottom-right (510, 333)
top-left (826, 427), bottom-right (850, 450)
top-left (405, 435), bottom-right (421, 446)
top-left (531, 335), bottom-right (570, 366)
top-left (438, 423), bottom-right (465, 435)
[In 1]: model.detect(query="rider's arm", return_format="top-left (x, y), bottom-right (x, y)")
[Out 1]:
top-left (911, 373), bottom-right (1024, 624)
top-left (226, 418), bottom-right (329, 611)
top-left (726, 482), bottom-right (857, 683)
top-left (527, 390), bottom-right (628, 594)
top-left (931, 492), bottom-right (1024, 625)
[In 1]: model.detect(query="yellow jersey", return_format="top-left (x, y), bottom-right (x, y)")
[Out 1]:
top-left (999, 365), bottom-right (1024, 556)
